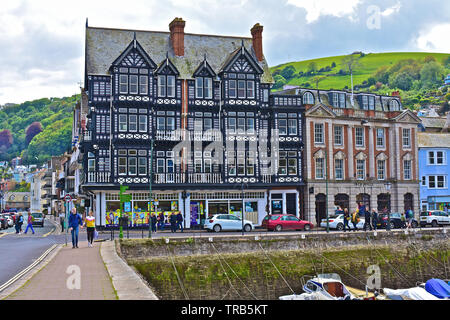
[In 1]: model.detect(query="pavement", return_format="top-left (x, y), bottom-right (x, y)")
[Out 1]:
top-left (4, 240), bottom-right (118, 300)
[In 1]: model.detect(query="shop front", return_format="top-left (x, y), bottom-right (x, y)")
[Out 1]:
top-left (103, 192), bottom-right (180, 229)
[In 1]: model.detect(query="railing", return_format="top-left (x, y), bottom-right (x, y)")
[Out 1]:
top-left (187, 173), bottom-right (222, 184)
top-left (261, 175), bottom-right (272, 183)
top-left (189, 131), bottom-right (222, 141)
top-left (154, 173), bottom-right (184, 184)
top-left (87, 172), bottom-right (110, 183)
top-left (155, 130), bottom-right (182, 141)
top-left (353, 110), bottom-right (366, 118)
top-left (375, 111), bottom-right (387, 119)
top-left (333, 109), bottom-right (344, 116)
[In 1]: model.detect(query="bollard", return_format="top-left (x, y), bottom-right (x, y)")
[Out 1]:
top-left (208, 237), bottom-right (213, 242)
top-left (301, 234), bottom-right (306, 239)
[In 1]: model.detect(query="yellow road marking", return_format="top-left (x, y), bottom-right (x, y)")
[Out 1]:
top-left (42, 228), bottom-right (55, 238)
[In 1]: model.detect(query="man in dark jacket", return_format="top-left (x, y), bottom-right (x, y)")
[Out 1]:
top-left (169, 213), bottom-right (177, 233)
top-left (15, 213), bottom-right (24, 234)
top-left (150, 213), bottom-right (157, 233)
top-left (176, 212), bottom-right (184, 232)
top-left (68, 207), bottom-right (83, 248)
top-left (371, 209), bottom-right (378, 231)
top-left (360, 202), bottom-right (372, 231)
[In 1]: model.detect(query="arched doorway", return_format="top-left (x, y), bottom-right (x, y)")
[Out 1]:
top-left (404, 193), bottom-right (414, 212)
top-left (315, 193), bottom-right (327, 223)
top-left (335, 194), bottom-right (349, 211)
top-left (356, 193), bottom-right (370, 211)
top-left (377, 193), bottom-right (391, 212)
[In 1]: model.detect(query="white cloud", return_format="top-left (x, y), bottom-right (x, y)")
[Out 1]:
top-left (415, 23), bottom-right (450, 53)
top-left (381, 2), bottom-right (401, 16)
top-left (287, 0), bottom-right (361, 23)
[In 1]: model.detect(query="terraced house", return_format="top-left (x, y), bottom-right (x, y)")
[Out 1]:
top-left (277, 87), bottom-right (421, 224)
top-left (80, 18), bottom-right (305, 228)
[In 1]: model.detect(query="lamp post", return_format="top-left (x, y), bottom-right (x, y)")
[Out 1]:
top-left (325, 148), bottom-right (329, 233)
top-left (148, 138), bottom-right (154, 238)
top-left (384, 182), bottom-right (392, 231)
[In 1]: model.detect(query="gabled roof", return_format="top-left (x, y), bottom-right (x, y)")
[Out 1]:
top-left (418, 132), bottom-right (450, 148)
top-left (305, 103), bottom-right (337, 118)
top-left (86, 26), bottom-right (273, 83)
top-left (220, 44), bottom-right (263, 74)
top-left (156, 55), bottom-right (180, 76)
top-left (193, 58), bottom-right (216, 77)
top-left (110, 35), bottom-right (157, 69)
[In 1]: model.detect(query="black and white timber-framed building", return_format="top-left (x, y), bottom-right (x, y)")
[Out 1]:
top-left (80, 18), bottom-right (305, 228)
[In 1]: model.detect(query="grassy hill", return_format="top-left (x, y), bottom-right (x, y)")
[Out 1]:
top-left (271, 52), bottom-right (450, 91)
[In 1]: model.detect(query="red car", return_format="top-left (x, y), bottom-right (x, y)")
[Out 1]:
top-left (261, 214), bottom-right (314, 231)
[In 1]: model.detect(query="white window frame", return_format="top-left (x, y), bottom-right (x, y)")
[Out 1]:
top-left (139, 115), bottom-right (147, 133)
top-left (119, 75), bottom-right (128, 94)
top-left (167, 75), bottom-right (176, 98)
top-left (119, 114), bottom-right (127, 132)
top-left (129, 75), bottom-right (138, 94)
top-left (376, 128), bottom-right (385, 148)
top-left (129, 114), bottom-right (137, 132)
top-left (138, 157), bottom-right (147, 175)
top-left (139, 76), bottom-right (148, 95)
top-left (377, 159), bottom-right (385, 180)
top-left (247, 80), bottom-right (255, 99)
top-left (315, 158), bottom-right (324, 179)
top-left (356, 159), bottom-right (365, 180)
top-left (158, 76), bottom-right (166, 97)
top-left (355, 127), bottom-right (364, 147)
top-left (334, 126), bottom-right (343, 146)
top-left (288, 119), bottom-right (297, 135)
top-left (402, 128), bottom-right (411, 148)
top-left (314, 123), bottom-right (324, 144)
top-left (335, 158), bottom-right (343, 180)
top-left (118, 157), bottom-right (127, 176)
top-left (303, 92), bottom-right (314, 105)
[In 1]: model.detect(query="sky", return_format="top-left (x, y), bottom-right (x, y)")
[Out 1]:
top-left (0, 0), bottom-right (449, 105)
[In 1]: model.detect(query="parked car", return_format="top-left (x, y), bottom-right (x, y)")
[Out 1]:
top-left (204, 214), bottom-right (253, 232)
top-left (2, 213), bottom-right (14, 227)
top-left (31, 212), bottom-right (45, 227)
top-left (377, 212), bottom-right (418, 229)
top-left (420, 210), bottom-right (450, 228)
top-left (320, 214), bottom-right (365, 231)
top-left (261, 214), bottom-right (314, 231)
top-left (0, 214), bottom-right (9, 230)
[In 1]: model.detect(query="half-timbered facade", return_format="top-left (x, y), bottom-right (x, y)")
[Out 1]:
top-left (80, 19), bottom-right (305, 228)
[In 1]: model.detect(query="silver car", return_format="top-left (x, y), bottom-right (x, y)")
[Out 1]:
top-left (31, 212), bottom-right (45, 227)
top-left (204, 214), bottom-right (254, 232)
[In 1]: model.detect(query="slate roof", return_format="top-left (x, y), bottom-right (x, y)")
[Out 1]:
top-left (275, 87), bottom-right (402, 112)
top-left (85, 26), bottom-right (274, 83)
top-left (418, 132), bottom-right (450, 148)
top-left (419, 117), bottom-right (446, 129)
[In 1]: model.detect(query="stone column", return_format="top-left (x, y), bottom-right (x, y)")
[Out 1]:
top-left (368, 126), bottom-right (375, 178)
top-left (347, 125), bottom-right (354, 178)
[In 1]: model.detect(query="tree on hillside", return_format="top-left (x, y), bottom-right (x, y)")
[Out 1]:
top-left (424, 55), bottom-right (436, 63)
top-left (443, 56), bottom-right (450, 68)
top-left (0, 130), bottom-right (13, 151)
top-left (307, 61), bottom-right (317, 74)
top-left (312, 75), bottom-right (327, 89)
top-left (280, 65), bottom-right (296, 80)
top-left (273, 74), bottom-right (287, 90)
top-left (420, 61), bottom-right (445, 89)
top-left (390, 71), bottom-right (414, 90)
top-left (25, 122), bottom-right (43, 145)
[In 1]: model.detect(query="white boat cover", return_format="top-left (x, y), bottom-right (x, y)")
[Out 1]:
top-left (383, 287), bottom-right (440, 300)
top-left (279, 292), bottom-right (334, 300)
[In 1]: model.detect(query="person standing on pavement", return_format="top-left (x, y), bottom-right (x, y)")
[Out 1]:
top-left (150, 212), bottom-right (157, 233)
top-left (343, 208), bottom-right (351, 232)
top-left (158, 212), bottom-right (165, 231)
top-left (176, 211), bottom-right (184, 232)
top-left (84, 210), bottom-right (96, 247)
top-left (169, 212), bottom-right (177, 233)
top-left (59, 212), bottom-right (65, 232)
top-left (24, 210), bottom-right (35, 235)
top-left (68, 207), bottom-right (83, 248)
top-left (371, 209), bottom-right (378, 231)
top-left (406, 209), bottom-right (414, 229)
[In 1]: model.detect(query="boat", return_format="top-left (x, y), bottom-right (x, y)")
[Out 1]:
top-left (279, 273), bottom-right (357, 300)
top-left (423, 279), bottom-right (450, 299)
top-left (382, 287), bottom-right (440, 300)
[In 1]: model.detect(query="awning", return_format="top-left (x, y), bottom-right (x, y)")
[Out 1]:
top-left (427, 196), bottom-right (450, 203)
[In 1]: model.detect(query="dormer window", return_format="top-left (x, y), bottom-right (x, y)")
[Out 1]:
top-left (389, 99), bottom-right (400, 111)
top-left (158, 75), bottom-right (176, 97)
top-left (362, 95), bottom-right (375, 110)
top-left (195, 77), bottom-right (213, 99)
top-left (303, 92), bottom-right (314, 105)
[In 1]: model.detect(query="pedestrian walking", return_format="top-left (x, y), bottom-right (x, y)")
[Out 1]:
top-left (169, 212), bottom-right (177, 233)
top-left (351, 210), bottom-right (360, 231)
top-left (176, 211), bottom-right (184, 232)
top-left (68, 207), bottom-right (83, 248)
top-left (362, 204), bottom-right (372, 231)
top-left (84, 210), bottom-right (96, 247)
top-left (343, 208), bottom-right (351, 232)
top-left (371, 209), bottom-right (378, 231)
top-left (15, 213), bottom-right (24, 234)
top-left (400, 212), bottom-right (406, 229)
top-left (150, 212), bottom-right (157, 233)
top-left (59, 212), bottom-right (65, 232)
top-left (406, 209), bottom-right (414, 229)
top-left (24, 210), bottom-right (35, 234)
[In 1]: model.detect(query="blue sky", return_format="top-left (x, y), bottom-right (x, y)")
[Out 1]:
top-left (0, 0), bottom-right (449, 104)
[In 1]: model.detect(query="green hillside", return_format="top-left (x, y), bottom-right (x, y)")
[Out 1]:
top-left (271, 52), bottom-right (450, 110)
top-left (0, 95), bottom-right (78, 164)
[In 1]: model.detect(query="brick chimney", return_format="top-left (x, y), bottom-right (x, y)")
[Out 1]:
top-left (251, 23), bottom-right (264, 62)
top-left (169, 17), bottom-right (186, 57)
top-left (391, 90), bottom-right (401, 101)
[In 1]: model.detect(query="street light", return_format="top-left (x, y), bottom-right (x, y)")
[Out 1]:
top-left (148, 138), bottom-right (154, 238)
